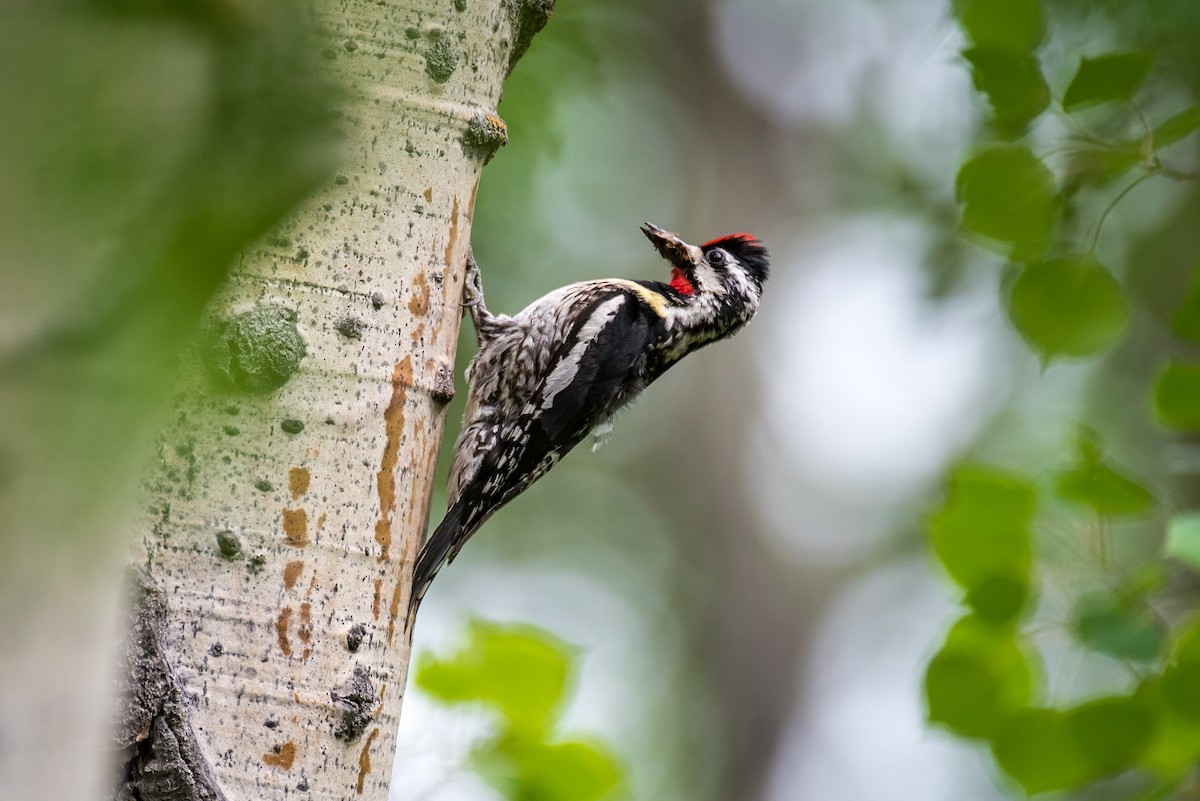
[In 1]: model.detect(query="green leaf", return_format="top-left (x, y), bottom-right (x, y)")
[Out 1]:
top-left (1122, 562), bottom-right (1171, 597)
top-left (1173, 616), bottom-right (1200, 662)
top-left (1153, 362), bottom-right (1200, 430)
top-left (1066, 696), bottom-right (1155, 777)
top-left (1161, 659), bottom-right (1200, 720)
top-left (927, 466), bottom-right (1036, 622)
top-left (963, 49), bottom-right (1051, 136)
top-left (1054, 439), bottom-right (1155, 516)
top-left (957, 145), bottom-right (1058, 261)
top-left (1170, 267), bottom-right (1200, 342)
top-left (473, 734), bottom-right (625, 801)
top-left (1064, 139), bottom-right (1143, 187)
top-left (1165, 513), bottom-right (1200, 569)
top-left (965, 574), bottom-right (1029, 624)
top-left (1063, 52), bottom-right (1155, 111)
top-left (953, 0), bottom-right (1044, 52)
top-left (925, 616), bottom-right (1035, 738)
top-left (1154, 106), bottom-right (1200, 148)
top-left (1138, 677), bottom-right (1200, 777)
top-left (1055, 462), bottom-right (1155, 515)
top-left (1160, 617), bottom-right (1200, 721)
top-left (1007, 256), bottom-right (1130, 360)
top-left (415, 620), bottom-right (573, 733)
top-left (1074, 592), bottom-right (1167, 661)
top-left (992, 708), bottom-right (1092, 793)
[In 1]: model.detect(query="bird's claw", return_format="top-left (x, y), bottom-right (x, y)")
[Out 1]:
top-left (462, 251), bottom-right (484, 309)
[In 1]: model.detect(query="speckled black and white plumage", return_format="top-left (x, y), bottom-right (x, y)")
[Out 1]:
top-left (410, 223), bottom-right (769, 612)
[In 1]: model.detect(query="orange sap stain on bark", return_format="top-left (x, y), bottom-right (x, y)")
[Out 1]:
top-left (288, 467), bottom-right (311, 500)
top-left (356, 728), bottom-right (381, 794)
top-left (386, 579), bottom-right (406, 647)
top-left (443, 194), bottom-right (460, 268)
top-left (276, 607), bottom-right (293, 656)
top-left (372, 578), bottom-right (383, 620)
top-left (374, 684), bottom-right (387, 715)
top-left (282, 560), bottom-right (304, 590)
top-left (282, 508), bottom-right (308, 546)
top-left (374, 357), bottom-right (412, 561)
top-left (299, 602), bottom-right (313, 661)
top-left (407, 272), bottom-right (431, 317)
top-left (263, 740), bottom-right (296, 770)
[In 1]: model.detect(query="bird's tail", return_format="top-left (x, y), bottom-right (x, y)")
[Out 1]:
top-left (408, 499), bottom-right (468, 621)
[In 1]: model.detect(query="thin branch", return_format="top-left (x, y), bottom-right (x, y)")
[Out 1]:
top-left (1126, 100), bottom-right (1154, 153)
top-left (1086, 168), bottom-right (1158, 253)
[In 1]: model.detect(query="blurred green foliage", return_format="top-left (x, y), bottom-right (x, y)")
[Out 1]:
top-left (1062, 53), bottom-right (1155, 112)
top-left (0, 0), bottom-right (339, 544)
top-left (1154, 363), bottom-right (1200, 430)
top-left (416, 621), bottom-right (628, 801)
top-left (928, 466), bottom-right (1035, 624)
top-left (1165, 515), bottom-right (1200, 571)
top-left (1072, 592), bottom-right (1167, 661)
top-left (1007, 256), bottom-right (1130, 361)
top-left (1054, 428), bottom-right (1157, 518)
top-left (0, 0), bottom-right (338, 363)
top-left (955, 0), bottom-right (1047, 136)
top-left (926, 458), bottom-right (1200, 793)
top-left (925, 0), bottom-right (1200, 794)
top-left (956, 145), bottom-right (1058, 260)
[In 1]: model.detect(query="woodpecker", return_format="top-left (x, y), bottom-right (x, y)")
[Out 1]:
top-left (410, 223), bottom-right (768, 612)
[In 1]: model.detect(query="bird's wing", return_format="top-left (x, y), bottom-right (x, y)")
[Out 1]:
top-left (447, 292), bottom-right (650, 539)
top-left (530, 291), bottom-right (650, 447)
top-left (412, 290), bottom-right (653, 615)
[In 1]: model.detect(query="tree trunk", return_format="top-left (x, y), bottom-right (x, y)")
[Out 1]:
top-left (115, 2), bottom-right (551, 800)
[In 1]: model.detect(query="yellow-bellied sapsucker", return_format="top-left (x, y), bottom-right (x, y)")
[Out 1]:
top-left (411, 223), bottom-right (769, 610)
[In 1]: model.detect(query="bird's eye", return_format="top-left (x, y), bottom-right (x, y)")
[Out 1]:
top-left (706, 249), bottom-right (727, 266)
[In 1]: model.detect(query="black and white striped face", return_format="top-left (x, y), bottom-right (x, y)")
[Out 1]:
top-left (696, 235), bottom-right (770, 301)
top-left (640, 223), bottom-right (769, 354)
top-left (641, 223), bottom-right (769, 302)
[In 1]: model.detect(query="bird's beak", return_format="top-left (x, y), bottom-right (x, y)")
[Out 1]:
top-left (641, 222), bottom-right (693, 272)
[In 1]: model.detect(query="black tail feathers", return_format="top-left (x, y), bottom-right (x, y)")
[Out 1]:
top-left (408, 501), bottom-right (467, 619)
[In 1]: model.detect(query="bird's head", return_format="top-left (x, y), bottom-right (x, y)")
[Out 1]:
top-left (640, 222), bottom-right (769, 353)
top-left (638, 221), bottom-right (768, 352)
top-left (641, 222), bottom-right (768, 300)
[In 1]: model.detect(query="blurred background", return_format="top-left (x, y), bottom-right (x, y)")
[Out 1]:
top-left (3, 0), bottom-right (1196, 798)
top-left (391, 1), bottom-right (1200, 800)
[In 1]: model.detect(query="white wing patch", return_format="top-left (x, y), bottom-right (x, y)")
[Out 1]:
top-left (539, 294), bottom-right (627, 411)
top-left (590, 418), bottom-right (614, 452)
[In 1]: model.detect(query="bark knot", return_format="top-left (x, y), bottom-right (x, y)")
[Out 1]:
top-left (114, 570), bottom-right (229, 801)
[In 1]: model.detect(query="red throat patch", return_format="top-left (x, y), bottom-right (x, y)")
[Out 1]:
top-left (669, 267), bottom-right (696, 295)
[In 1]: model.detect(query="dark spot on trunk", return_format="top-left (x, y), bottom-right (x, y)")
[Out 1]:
top-left (114, 570), bottom-right (230, 801)
top-left (335, 316), bottom-right (365, 340)
top-left (200, 304), bottom-right (306, 394)
top-left (462, 112), bottom-right (508, 164)
top-left (346, 623), bottom-right (366, 652)
top-left (423, 31), bottom-right (459, 83)
top-left (215, 531), bottom-right (241, 558)
top-left (432, 363), bottom-right (456, 404)
top-left (331, 664), bottom-right (376, 741)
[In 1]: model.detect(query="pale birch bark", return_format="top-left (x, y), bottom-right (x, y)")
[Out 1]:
top-left (117, 1), bottom-right (551, 800)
